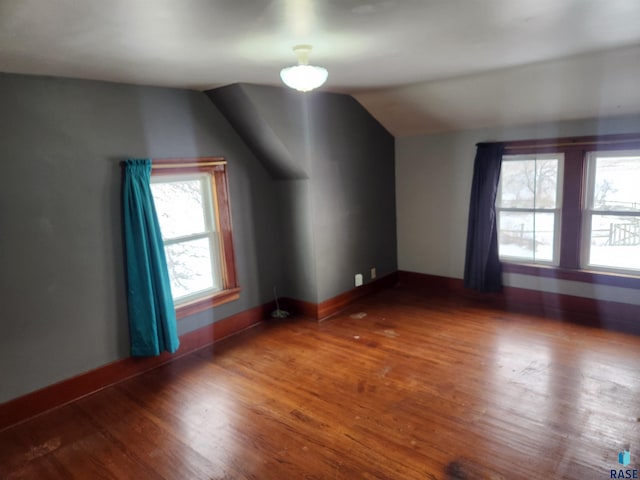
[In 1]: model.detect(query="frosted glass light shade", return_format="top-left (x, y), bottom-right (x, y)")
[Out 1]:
top-left (280, 64), bottom-right (328, 92)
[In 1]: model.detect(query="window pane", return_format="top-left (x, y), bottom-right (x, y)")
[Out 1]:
top-left (499, 211), bottom-right (535, 261)
top-left (592, 155), bottom-right (640, 211)
top-left (151, 178), bottom-right (207, 238)
top-left (533, 212), bottom-right (556, 262)
top-left (535, 159), bottom-right (559, 208)
top-left (498, 211), bottom-right (555, 262)
top-left (587, 214), bottom-right (640, 271)
top-left (498, 161), bottom-right (535, 208)
top-left (165, 237), bottom-right (221, 300)
top-left (498, 157), bottom-right (559, 209)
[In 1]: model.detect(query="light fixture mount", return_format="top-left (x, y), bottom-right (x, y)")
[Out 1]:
top-left (280, 44), bottom-right (328, 93)
top-left (292, 44), bottom-right (312, 65)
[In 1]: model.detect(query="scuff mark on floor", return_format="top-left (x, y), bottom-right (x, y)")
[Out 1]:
top-left (24, 437), bottom-right (61, 461)
top-left (374, 329), bottom-right (398, 338)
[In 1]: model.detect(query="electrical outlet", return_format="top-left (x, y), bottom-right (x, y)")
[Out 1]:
top-left (355, 273), bottom-right (363, 287)
top-left (371, 267), bottom-right (376, 279)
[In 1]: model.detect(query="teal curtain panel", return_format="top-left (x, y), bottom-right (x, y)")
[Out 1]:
top-left (122, 159), bottom-right (180, 356)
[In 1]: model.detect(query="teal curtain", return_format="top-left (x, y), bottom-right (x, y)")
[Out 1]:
top-left (122, 159), bottom-right (180, 356)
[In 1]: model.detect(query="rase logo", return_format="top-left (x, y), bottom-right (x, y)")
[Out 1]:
top-left (611, 450), bottom-right (638, 479)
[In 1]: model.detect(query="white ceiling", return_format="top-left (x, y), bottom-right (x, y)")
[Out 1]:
top-left (2, 0), bottom-right (640, 136)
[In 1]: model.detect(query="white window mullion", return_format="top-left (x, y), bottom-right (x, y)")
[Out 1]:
top-left (163, 231), bottom-right (211, 247)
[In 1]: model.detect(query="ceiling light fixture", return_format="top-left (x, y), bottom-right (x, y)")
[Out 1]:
top-left (280, 45), bottom-right (328, 92)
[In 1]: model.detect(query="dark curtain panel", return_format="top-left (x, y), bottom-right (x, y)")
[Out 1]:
top-left (122, 159), bottom-right (180, 356)
top-left (463, 143), bottom-right (505, 292)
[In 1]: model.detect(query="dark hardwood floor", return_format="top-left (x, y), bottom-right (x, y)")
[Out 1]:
top-left (2, 285), bottom-right (640, 479)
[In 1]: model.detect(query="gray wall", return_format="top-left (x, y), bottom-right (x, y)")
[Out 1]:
top-left (0, 73), bottom-right (283, 403)
top-left (396, 113), bottom-right (640, 305)
top-left (206, 85), bottom-right (309, 180)
top-left (208, 84), bottom-right (397, 303)
top-left (305, 93), bottom-right (396, 301)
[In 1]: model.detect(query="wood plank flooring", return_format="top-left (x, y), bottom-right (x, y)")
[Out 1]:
top-left (1, 285), bottom-right (640, 479)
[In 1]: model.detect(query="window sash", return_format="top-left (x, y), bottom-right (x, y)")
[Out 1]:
top-left (584, 150), bottom-right (640, 213)
top-left (150, 173), bottom-right (217, 240)
top-left (581, 212), bottom-right (640, 274)
top-left (498, 154), bottom-right (564, 209)
top-left (163, 232), bottom-right (223, 304)
top-left (496, 209), bottom-right (561, 265)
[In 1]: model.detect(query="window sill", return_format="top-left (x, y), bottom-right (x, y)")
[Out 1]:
top-left (502, 262), bottom-right (640, 289)
top-left (175, 288), bottom-right (241, 319)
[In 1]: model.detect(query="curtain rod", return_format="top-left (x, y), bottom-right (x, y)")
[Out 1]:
top-left (504, 138), bottom-right (640, 150)
top-left (152, 161), bottom-right (226, 169)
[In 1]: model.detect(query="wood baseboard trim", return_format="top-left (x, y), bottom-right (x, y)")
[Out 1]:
top-left (279, 297), bottom-right (318, 319)
top-left (317, 272), bottom-right (399, 320)
top-left (398, 270), bottom-right (640, 335)
top-left (398, 271), bottom-right (465, 292)
top-left (497, 286), bottom-right (640, 335)
top-left (0, 303), bottom-right (268, 432)
top-left (281, 272), bottom-right (399, 321)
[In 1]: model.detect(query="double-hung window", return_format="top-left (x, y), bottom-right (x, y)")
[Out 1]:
top-left (583, 151), bottom-right (640, 273)
top-left (495, 133), bottom-right (640, 287)
top-left (150, 157), bottom-right (239, 317)
top-left (496, 154), bottom-right (563, 264)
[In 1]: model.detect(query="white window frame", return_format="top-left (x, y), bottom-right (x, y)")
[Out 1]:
top-left (496, 153), bottom-right (564, 265)
top-left (582, 150), bottom-right (640, 274)
top-left (151, 172), bottom-right (223, 306)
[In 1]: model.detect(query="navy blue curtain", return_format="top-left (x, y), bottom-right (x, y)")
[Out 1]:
top-left (463, 143), bottom-right (504, 292)
top-left (122, 159), bottom-right (180, 356)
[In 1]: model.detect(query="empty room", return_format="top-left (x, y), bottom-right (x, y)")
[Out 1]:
top-left (1, 1), bottom-right (640, 479)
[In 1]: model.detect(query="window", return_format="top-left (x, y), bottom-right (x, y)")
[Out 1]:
top-left (150, 157), bottom-right (239, 318)
top-left (583, 151), bottom-right (640, 273)
top-left (496, 154), bottom-right (563, 264)
top-left (497, 133), bottom-right (640, 287)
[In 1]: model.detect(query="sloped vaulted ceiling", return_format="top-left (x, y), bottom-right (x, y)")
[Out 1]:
top-left (1, 0), bottom-right (640, 135)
